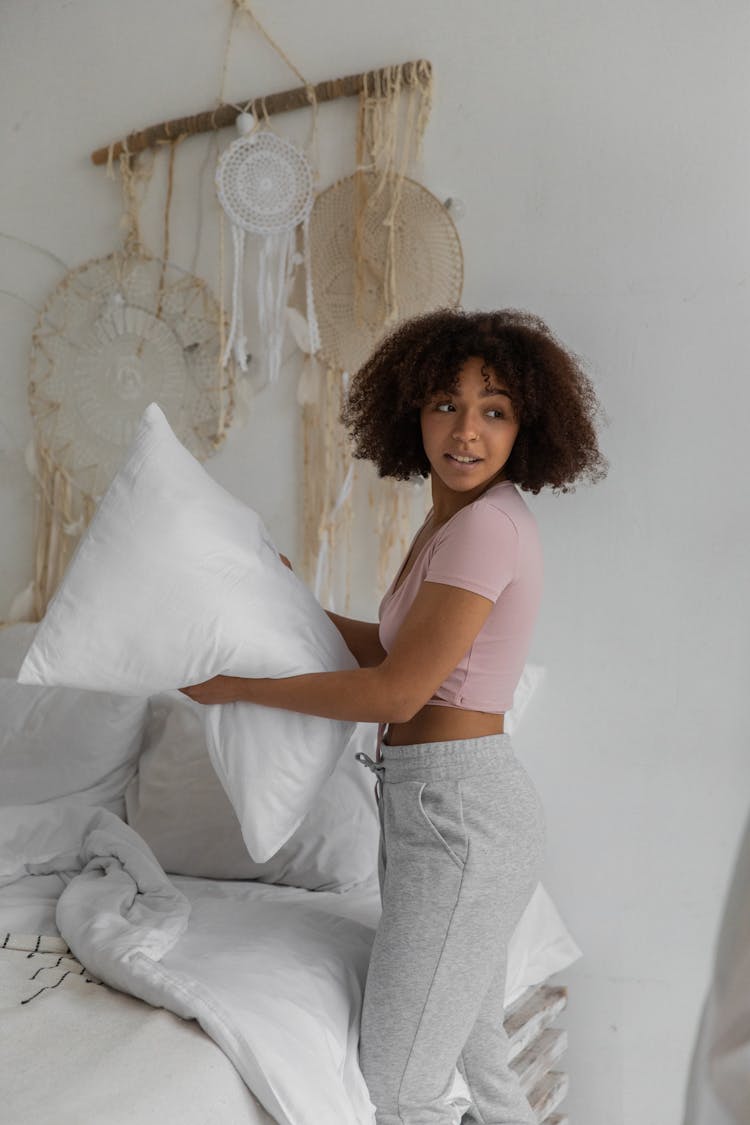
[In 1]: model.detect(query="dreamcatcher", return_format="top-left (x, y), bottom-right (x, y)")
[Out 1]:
top-left (291, 170), bottom-right (463, 608)
top-left (287, 57), bottom-right (464, 611)
top-left (25, 148), bottom-right (234, 619)
top-left (215, 111), bottom-right (319, 383)
top-left (212, 0), bottom-right (321, 390)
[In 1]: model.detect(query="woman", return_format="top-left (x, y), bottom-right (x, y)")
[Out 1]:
top-left (181, 307), bottom-right (607, 1124)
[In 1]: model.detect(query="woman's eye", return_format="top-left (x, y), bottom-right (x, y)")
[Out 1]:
top-left (434, 403), bottom-right (505, 419)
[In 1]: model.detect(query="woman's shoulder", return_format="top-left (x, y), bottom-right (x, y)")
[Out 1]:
top-left (423, 485), bottom-right (528, 594)
top-left (441, 481), bottom-right (534, 538)
top-left (425, 485), bottom-right (540, 580)
top-left (428, 486), bottom-right (521, 561)
top-left (480, 480), bottom-right (538, 528)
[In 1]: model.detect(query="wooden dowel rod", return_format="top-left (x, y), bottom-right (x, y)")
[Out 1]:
top-left (91, 59), bottom-right (432, 166)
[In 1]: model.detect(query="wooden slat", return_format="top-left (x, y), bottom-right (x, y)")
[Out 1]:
top-left (528, 1070), bottom-right (570, 1121)
top-left (502, 983), bottom-right (570, 1122)
top-left (512, 1027), bottom-right (568, 1094)
top-left (504, 984), bottom-right (568, 1061)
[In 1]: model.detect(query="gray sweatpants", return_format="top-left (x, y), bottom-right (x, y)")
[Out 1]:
top-left (354, 734), bottom-right (546, 1125)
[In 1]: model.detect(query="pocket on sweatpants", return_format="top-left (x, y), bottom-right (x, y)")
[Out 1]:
top-left (417, 781), bottom-right (468, 870)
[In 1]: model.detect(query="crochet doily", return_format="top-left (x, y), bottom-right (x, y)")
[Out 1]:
top-left (215, 126), bottom-right (314, 235)
top-left (215, 119), bottom-right (319, 378)
top-left (28, 250), bottom-right (232, 501)
top-left (302, 171), bottom-right (463, 375)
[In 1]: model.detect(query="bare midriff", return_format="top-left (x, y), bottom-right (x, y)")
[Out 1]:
top-left (383, 702), bottom-right (505, 747)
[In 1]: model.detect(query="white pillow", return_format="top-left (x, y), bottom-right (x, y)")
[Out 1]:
top-left (125, 660), bottom-right (545, 888)
top-left (505, 662), bottom-right (545, 735)
top-left (18, 404), bottom-right (358, 862)
top-left (0, 624), bottom-right (147, 817)
top-left (126, 691), bottom-right (380, 890)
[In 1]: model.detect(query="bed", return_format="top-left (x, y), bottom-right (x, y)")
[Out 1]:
top-left (0, 615), bottom-right (578, 1125)
top-left (0, 909), bottom-right (571, 1125)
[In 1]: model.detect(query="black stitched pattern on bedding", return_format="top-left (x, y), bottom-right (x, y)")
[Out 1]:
top-left (1, 933), bottom-right (102, 1005)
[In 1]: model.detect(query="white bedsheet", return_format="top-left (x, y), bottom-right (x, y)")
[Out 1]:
top-left (0, 933), bottom-right (276, 1125)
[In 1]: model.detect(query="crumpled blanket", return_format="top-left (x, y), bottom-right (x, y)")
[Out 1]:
top-left (0, 803), bottom-right (473, 1125)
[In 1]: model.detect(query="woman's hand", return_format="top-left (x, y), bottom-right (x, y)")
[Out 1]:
top-left (179, 675), bottom-right (247, 705)
top-left (181, 555), bottom-right (292, 707)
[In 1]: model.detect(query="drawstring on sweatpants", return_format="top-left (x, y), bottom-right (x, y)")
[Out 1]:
top-left (354, 751), bottom-right (386, 802)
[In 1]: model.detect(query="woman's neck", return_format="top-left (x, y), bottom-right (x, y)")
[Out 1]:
top-left (429, 472), bottom-right (509, 526)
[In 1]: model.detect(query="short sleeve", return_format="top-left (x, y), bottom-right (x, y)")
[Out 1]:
top-left (423, 502), bottom-right (519, 603)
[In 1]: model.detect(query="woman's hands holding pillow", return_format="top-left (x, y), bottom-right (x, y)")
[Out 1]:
top-left (181, 553), bottom-right (294, 704)
top-left (179, 676), bottom-right (249, 705)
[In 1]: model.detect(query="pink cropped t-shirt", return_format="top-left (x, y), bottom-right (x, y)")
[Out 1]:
top-left (378, 480), bottom-right (543, 714)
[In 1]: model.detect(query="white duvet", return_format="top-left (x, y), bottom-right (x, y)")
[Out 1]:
top-left (0, 804), bottom-right (476, 1125)
top-left (0, 803), bottom-right (580, 1125)
top-left (0, 935), bottom-right (275, 1125)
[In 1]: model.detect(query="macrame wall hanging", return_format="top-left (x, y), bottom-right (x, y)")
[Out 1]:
top-left (289, 62), bottom-right (464, 611)
top-left (291, 168), bottom-right (463, 609)
top-left (82, 3), bottom-right (459, 617)
top-left (25, 145), bottom-right (235, 619)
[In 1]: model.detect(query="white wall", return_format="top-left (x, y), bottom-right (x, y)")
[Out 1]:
top-left (2, 3), bottom-right (749, 1122)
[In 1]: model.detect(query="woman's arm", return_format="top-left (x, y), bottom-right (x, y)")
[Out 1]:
top-left (180, 581), bottom-right (495, 724)
top-left (182, 665), bottom-right (408, 723)
top-left (325, 611), bottom-right (386, 668)
top-left (277, 554), bottom-right (386, 668)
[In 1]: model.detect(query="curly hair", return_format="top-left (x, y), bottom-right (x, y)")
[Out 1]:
top-left (340, 307), bottom-right (608, 494)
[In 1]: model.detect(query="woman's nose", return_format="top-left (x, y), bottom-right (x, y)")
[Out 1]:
top-left (452, 414), bottom-right (479, 439)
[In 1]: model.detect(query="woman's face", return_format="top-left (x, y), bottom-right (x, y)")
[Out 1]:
top-left (419, 356), bottom-right (520, 494)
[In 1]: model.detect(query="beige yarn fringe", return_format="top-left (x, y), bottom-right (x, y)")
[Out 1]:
top-left (300, 358), bottom-right (355, 611)
top-left (303, 60), bottom-right (433, 611)
top-left (370, 477), bottom-right (421, 594)
top-left (31, 452), bottom-right (97, 621)
top-left (353, 60), bottom-right (432, 327)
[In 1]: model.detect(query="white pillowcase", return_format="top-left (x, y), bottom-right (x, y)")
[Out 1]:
top-left (18, 404), bottom-right (358, 862)
top-left (126, 691), bottom-right (380, 891)
top-left (0, 623), bottom-right (148, 817)
top-left (504, 662), bottom-right (545, 735)
top-left (505, 881), bottom-right (583, 1007)
top-left (125, 667), bottom-right (545, 890)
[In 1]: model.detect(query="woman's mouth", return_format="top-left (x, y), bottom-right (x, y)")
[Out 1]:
top-left (445, 453), bottom-right (482, 469)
